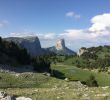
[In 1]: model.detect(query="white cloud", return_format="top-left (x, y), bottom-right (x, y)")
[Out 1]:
top-left (66, 11), bottom-right (80, 19)
top-left (37, 33), bottom-right (56, 40)
top-left (9, 32), bottom-right (36, 37)
top-left (89, 13), bottom-right (110, 31)
top-left (0, 20), bottom-right (9, 28)
top-left (61, 13), bottom-right (110, 50)
top-left (8, 13), bottom-right (110, 51)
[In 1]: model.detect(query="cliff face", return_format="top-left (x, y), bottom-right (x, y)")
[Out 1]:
top-left (56, 39), bottom-right (66, 50)
top-left (77, 47), bottom-right (88, 56)
top-left (5, 36), bottom-right (43, 56)
top-left (47, 39), bottom-right (76, 55)
top-left (5, 37), bottom-right (76, 56)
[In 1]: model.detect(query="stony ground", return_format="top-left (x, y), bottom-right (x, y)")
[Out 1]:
top-left (0, 80), bottom-right (110, 100)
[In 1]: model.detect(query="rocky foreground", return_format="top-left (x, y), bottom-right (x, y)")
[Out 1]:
top-left (0, 81), bottom-right (110, 100)
top-left (0, 91), bottom-right (32, 100)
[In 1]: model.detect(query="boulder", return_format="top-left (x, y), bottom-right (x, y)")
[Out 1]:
top-left (0, 91), bottom-right (7, 98)
top-left (16, 97), bottom-right (32, 100)
top-left (1, 96), bottom-right (16, 100)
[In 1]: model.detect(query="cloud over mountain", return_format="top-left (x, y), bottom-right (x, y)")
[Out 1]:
top-left (9, 13), bottom-right (110, 51)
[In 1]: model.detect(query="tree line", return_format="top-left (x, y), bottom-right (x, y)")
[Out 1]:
top-left (0, 37), bottom-right (51, 73)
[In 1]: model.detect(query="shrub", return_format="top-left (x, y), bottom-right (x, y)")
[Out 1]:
top-left (81, 75), bottom-right (98, 87)
top-left (85, 75), bottom-right (98, 87)
top-left (51, 70), bottom-right (65, 79)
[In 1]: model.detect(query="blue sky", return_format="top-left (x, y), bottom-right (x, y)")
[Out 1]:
top-left (0, 0), bottom-right (110, 51)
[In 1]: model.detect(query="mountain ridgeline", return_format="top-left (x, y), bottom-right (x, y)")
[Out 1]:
top-left (5, 36), bottom-right (43, 56)
top-left (5, 37), bottom-right (76, 56)
top-left (0, 37), bottom-right (31, 65)
top-left (0, 36), bottom-right (75, 72)
top-left (1, 35), bottom-right (110, 70)
top-left (0, 37), bottom-right (51, 72)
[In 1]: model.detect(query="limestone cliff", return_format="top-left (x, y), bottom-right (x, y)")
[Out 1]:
top-left (47, 39), bottom-right (76, 55)
top-left (5, 36), bottom-right (43, 56)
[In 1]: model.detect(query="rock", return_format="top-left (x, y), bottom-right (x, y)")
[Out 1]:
top-left (82, 94), bottom-right (90, 100)
top-left (0, 91), bottom-right (7, 98)
top-left (0, 91), bottom-right (31, 100)
top-left (4, 36), bottom-right (43, 56)
top-left (56, 39), bottom-right (65, 50)
top-left (16, 97), bottom-right (32, 100)
top-left (102, 86), bottom-right (109, 90)
top-left (1, 96), bottom-right (16, 100)
top-left (42, 72), bottom-right (51, 76)
top-left (95, 93), bottom-right (109, 97)
top-left (77, 47), bottom-right (88, 56)
top-left (64, 78), bottom-right (69, 81)
top-left (46, 39), bottom-right (76, 55)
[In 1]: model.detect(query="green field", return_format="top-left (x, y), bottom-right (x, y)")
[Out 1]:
top-left (51, 64), bottom-right (110, 86)
top-left (0, 64), bottom-right (110, 100)
top-left (0, 72), bottom-right (110, 100)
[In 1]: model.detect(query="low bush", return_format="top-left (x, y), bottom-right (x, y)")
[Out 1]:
top-left (81, 75), bottom-right (98, 87)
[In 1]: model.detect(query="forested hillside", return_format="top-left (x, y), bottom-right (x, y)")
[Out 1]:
top-left (0, 37), bottom-right (51, 72)
top-left (0, 37), bottom-right (31, 66)
top-left (73, 46), bottom-right (110, 69)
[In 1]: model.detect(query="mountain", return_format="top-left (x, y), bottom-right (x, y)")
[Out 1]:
top-left (5, 37), bottom-right (76, 56)
top-left (0, 37), bottom-right (31, 65)
top-left (5, 36), bottom-right (44, 56)
top-left (46, 39), bottom-right (76, 55)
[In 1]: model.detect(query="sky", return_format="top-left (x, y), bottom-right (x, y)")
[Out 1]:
top-left (0, 0), bottom-right (110, 51)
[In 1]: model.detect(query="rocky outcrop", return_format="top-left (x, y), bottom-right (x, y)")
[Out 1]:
top-left (5, 36), bottom-right (43, 56)
top-left (0, 91), bottom-right (32, 100)
top-left (0, 91), bottom-right (7, 99)
top-left (77, 47), bottom-right (88, 56)
top-left (56, 39), bottom-right (65, 50)
top-left (47, 39), bottom-right (76, 55)
top-left (0, 91), bottom-right (15, 100)
top-left (16, 97), bottom-right (32, 100)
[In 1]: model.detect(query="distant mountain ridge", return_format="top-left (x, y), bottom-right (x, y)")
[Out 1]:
top-left (5, 37), bottom-right (76, 56)
top-left (5, 36), bottom-right (44, 56)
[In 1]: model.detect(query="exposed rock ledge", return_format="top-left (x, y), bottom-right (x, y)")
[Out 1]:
top-left (0, 91), bottom-right (32, 100)
top-left (0, 64), bottom-right (34, 74)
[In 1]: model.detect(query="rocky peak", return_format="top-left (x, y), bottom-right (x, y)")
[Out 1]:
top-left (56, 39), bottom-right (65, 50)
top-left (78, 47), bottom-right (88, 56)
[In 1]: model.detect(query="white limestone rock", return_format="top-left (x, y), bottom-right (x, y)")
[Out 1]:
top-left (16, 97), bottom-right (32, 100)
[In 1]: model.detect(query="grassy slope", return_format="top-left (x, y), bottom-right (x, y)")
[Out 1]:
top-left (0, 79), bottom-right (110, 100)
top-left (0, 72), bottom-right (61, 88)
top-left (0, 67), bottom-right (110, 100)
top-left (1, 87), bottom-right (110, 100)
top-left (51, 64), bottom-right (110, 86)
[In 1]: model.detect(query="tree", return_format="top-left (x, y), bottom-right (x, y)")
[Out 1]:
top-left (32, 56), bottom-right (51, 73)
